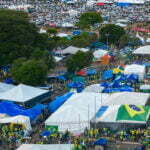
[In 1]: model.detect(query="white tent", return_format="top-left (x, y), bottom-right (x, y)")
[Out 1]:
top-left (83, 84), bottom-right (104, 93)
top-left (57, 33), bottom-right (69, 38)
top-left (67, 9), bottom-right (78, 16)
top-left (45, 92), bottom-right (109, 133)
top-left (62, 46), bottom-right (89, 55)
top-left (93, 50), bottom-right (108, 59)
top-left (17, 144), bottom-right (73, 150)
top-left (0, 115), bottom-right (31, 130)
top-left (62, 22), bottom-right (74, 28)
top-left (103, 92), bottom-right (149, 106)
top-left (133, 45), bottom-right (150, 55)
top-left (86, 0), bottom-right (96, 6)
top-left (115, 0), bottom-right (144, 4)
top-left (0, 82), bottom-right (15, 93)
top-left (124, 64), bottom-right (145, 80)
top-left (0, 84), bottom-right (49, 103)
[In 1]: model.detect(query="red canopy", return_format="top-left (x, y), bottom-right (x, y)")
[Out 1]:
top-left (76, 70), bottom-right (87, 76)
top-left (132, 27), bottom-right (150, 33)
top-left (96, 2), bottom-right (105, 6)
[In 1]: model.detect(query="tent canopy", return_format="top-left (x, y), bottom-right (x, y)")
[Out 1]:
top-left (103, 92), bottom-right (149, 106)
top-left (0, 115), bottom-right (32, 130)
top-left (0, 82), bottom-right (15, 93)
top-left (17, 144), bottom-right (73, 150)
top-left (133, 45), bottom-right (150, 55)
top-left (0, 84), bottom-right (49, 103)
top-left (45, 92), bottom-right (109, 132)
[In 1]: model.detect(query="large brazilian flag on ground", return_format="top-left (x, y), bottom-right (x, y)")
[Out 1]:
top-left (116, 105), bottom-right (150, 122)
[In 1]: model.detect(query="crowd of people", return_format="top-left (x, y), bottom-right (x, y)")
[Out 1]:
top-left (0, 0), bottom-right (149, 27)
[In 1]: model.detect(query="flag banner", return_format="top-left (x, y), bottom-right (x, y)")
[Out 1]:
top-left (116, 105), bottom-right (150, 122)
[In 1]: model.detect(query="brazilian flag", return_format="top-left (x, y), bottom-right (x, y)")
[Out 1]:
top-left (116, 105), bottom-right (150, 122)
top-left (45, 125), bottom-right (58, 133)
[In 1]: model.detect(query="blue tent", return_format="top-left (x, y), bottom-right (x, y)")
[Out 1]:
top-left (72, 30), bottom-right (81, 36)
top-left (57, 75), bottom-right (66, 81)
top-left (40, 131), bottom-right (51, 137)
top-left (116, 2), bottom-right (132, 6)
top-left (67, 82), bottom-right (84, 88)
top-left (0, 101), bottom-right (46, 121)
top-left (126, 74), bottom-right (138, 82)
top-left (102, 70), bottom-right (113, 80)
top-left (48, 92), bottom-right (73, 113)
top-left (100, 82), bottom-right (109, 88)
top-left (93, 138), bottom-right (107, 146)
top-left (4, 78), bottom-right (13, 84)
top-left (86, 69), bottom-right (97, 75)
top-left (143, 62), bottom-right (150, 67)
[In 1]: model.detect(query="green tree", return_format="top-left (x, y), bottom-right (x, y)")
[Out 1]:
top-left (119, 34), bottom-right (130, 48)
top-left (0, 9), bottom-right (49, 65)
top-left (31, 49), bottom-right (55, 69)
top-left (11, 59), bottom-right (48, 86)
top-left (99, 24), bottom-right (126, 46)
top-left (47, 28), bottom-right (57, 37)
top-left (66, 51), bottom-right (93, 73)
top-left (71, 32), bottom-right (98, 48)
top-left (77, 12), bottom-right (103, 30)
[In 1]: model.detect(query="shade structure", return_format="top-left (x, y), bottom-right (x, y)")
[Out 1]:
top-left (96, 2), bottom-right (105, 5)
top-left (103, 92), bottom-right (149, 106)
top-left (0, 84), bottom-right (50, 106)
top-left (17, 144), bottom-right (73, 150)
top-left (83, 84), bottom-right (104, 93)
top-left (124, 64), bottom-right (145, 80)
top-left (133, 45), bottom-right (150, 55)
top-left (0, 115), bottom-right (31, 130)
top-left (45, 92), bottom-right (109, 133)
top-left (0, 82), bottom-right (15, 93)
top-left (93, 50), bottom-right (108, 59)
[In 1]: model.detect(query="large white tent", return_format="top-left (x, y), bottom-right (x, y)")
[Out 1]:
top-left (0, 82), bottom-right (15, 93)
top-left (0, 84), bottom-right (50, 104)
top-left (103, 92), bottom-right (149, 106)
top-left (45, 92), bottom-right (109, 133)
top-left (17, 144), bottom-right (73, 150)
top-left (83, 84), bottom-right (104, 93)
top-left (93, 50), bottom-right (108, 59)
top-left (124, 64), bottom-right (145, 80)
top-left (133, 45), bottom-right (150, 55)
top-left (61, 46), bottom-right (89, 55)
top-left (0, 115), bottom-right (31, 130)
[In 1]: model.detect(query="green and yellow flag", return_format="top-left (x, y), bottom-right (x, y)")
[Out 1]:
top-left (116, 105), bottom-right (150, 122)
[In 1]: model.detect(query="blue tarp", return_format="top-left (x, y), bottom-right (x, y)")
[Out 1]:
top-left (4, 78), bottom-right (13, 84)
top-left (0, 101), bottom-right (46, 121)
top-left (40, 131), bottom-right (51, 137)
top-left (67, 82), bottom-right (84, 88)
top-left (100, 82), bottom-right (109, 88)
top-left (96, 106), bottom-right (108, 118)
top-left (93, 138), bottom-right (107, 146)
top-left (86, 69), bottom-right (97, 75)
top-left (72, 30), bottom-right (81, 36)
top-left (57, 75), bottom-right (66, 81)
top-left (48, 92), bottom-right (73, 113)
top-left (143, 62), bottom-right (150, 67)
top-left (116, 2), bottom-right (132, 6)
top-left (102, 70), bottom-right (113, 80)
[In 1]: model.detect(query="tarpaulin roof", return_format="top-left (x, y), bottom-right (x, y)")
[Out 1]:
top-left (48, 92), bottom-right (73, 113)
top-left (132, 27), bottom-right (150, 33)
top-left (76, 70), bottom-right (87, 76)
top-left (102, 70), bottom-right (113, 80)
top-left (83, 84), bottom-right (104, 93)
top-left (86, 69), bottom-right (97, 75)
top-left (133, 45), bottom-right (150, 55)
top-left (0, 101), bottom-right (46, 121)
top-left (96, 2), bottom-right (105, 5)
top-left (93, 138), bottom-right (107, 145)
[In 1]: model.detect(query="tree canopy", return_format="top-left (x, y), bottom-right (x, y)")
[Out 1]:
top-left (0, 9), bottom-right (50, 65)
top-left (99, 24), bottom-right (126, 46)
top-left (77, 12), bottom-right (103, 29)
top-left (66, 51), bottom-right (93, 73)
top-left (11, 59), bottom-right (48, 86)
